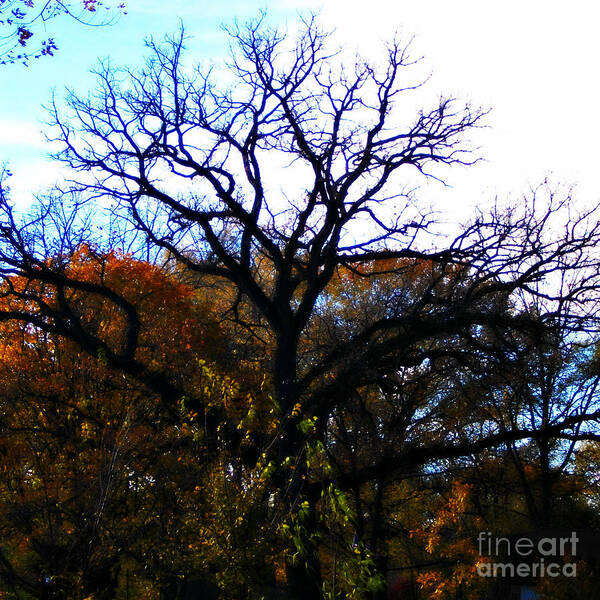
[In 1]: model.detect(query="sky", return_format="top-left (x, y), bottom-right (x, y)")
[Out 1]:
top-left (1, 0), bottom-right (599, 223)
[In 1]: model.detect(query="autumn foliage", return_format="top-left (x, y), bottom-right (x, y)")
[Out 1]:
top-left (0, 248), bottom-right (233, 597)
top-left (0, 247), bottom-right (598, 598)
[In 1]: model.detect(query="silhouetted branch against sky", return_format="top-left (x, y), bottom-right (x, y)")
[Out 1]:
top-left (0, 0), bottom-right (126, 65)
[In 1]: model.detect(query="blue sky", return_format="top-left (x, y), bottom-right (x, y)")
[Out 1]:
top-left (0, 1), bottom-right (297, 200)
top-left (2, 0), bottom-right (599, 217)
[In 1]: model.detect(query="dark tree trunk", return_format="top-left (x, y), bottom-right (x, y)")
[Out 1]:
top-left (274, 332), bottom-right (324, 600)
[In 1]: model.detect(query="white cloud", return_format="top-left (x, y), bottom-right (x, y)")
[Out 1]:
top-left (0, 120), bottom-right (47, 149)
top-left (4, 159), bottom-right (69, 210)
top-left (273, 0), bottom-right (600, 210)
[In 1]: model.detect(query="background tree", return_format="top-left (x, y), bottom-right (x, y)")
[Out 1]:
top-left (0, 246), bottom-right (236, 597)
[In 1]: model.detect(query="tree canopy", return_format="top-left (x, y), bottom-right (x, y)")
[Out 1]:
top-left (0, 14), bottom-right (599, 600)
